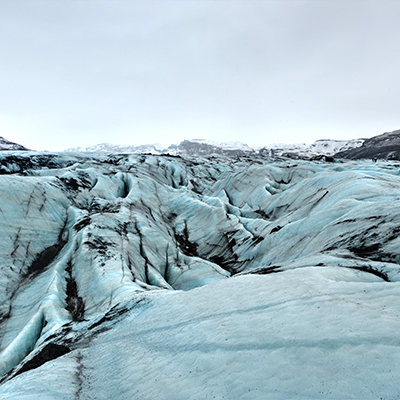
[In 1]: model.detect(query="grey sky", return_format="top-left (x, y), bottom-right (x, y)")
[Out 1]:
top-left (1, 0), bottom-right (400, 151)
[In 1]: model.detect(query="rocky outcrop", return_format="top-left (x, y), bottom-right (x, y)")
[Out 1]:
top-left (0, 137), bottom-right (29, 151)
top-left (335, 129), bottom-right (400, 160)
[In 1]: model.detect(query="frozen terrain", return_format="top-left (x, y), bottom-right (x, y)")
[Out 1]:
top-left (0, 151), bottom-right (400, 399)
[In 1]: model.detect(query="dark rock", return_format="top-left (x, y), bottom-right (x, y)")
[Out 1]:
top-left (0, 136), bottom-right (29, 151)
top-left (335, 130), bottom-right (400, 160)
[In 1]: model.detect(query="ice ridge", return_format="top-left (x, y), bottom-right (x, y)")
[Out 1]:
top-left (0, 152), bottom-right (399, 398)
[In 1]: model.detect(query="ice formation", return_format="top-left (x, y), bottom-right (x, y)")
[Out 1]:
top-left (0, 152), bottom-right (400, 399)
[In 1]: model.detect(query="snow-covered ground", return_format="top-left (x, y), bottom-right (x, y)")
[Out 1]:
top-left (0, 152), bottom-right (399, 399)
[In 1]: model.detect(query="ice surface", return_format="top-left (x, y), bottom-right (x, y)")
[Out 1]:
top-left (0, 152), bottom-right (399, 398)
top-left (2, 270), bottom-right (400, 399)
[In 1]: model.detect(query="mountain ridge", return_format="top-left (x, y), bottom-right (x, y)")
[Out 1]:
top-left (335, 129), bottom-right (400, 160)
top-left (4, 129), bottom-right (400, 160)
top-left (64, 137), bottom-right (365, 158)
top-left (0, 137), bottom-right (29, 151)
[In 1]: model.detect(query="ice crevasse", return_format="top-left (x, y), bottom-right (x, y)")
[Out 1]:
top-left (0, 152), bottom-right (400, 399)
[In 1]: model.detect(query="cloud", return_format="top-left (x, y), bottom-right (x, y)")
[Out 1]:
top-left (0, 1), bottom-right (400, 150)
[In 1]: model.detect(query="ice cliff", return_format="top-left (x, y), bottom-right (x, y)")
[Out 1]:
top-left (0, 151), bottom-right (400, 399)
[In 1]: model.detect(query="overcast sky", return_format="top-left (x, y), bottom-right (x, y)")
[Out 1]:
top-left (1, 0), bottom-right (400, 151)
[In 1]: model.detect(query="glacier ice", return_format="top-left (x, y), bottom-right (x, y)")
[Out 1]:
top-left (0, 152), bottom-right (400, 398)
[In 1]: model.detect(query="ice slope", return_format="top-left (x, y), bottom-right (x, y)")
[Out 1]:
top-left (0, 152), bottom-right (399, 398)
top-left (2, 270), bottom-right (400, 400)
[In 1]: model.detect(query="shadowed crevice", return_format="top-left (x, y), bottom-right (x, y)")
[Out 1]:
top-left (350, 265), bottom-right (390, 282)
top-left (25, 240), bottom-right (67, 279)
top-left (173, 222), bottom-right (198, 257)
top-left (14, 343), bottom-right (71, 377)
top-left (65, 262), bottom-right (85, 322)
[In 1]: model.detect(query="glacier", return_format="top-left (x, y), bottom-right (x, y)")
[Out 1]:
top-left (0, 151), bottom-right (400, 399)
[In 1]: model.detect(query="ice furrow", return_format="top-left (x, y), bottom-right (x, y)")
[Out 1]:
top-left (1, 152), bottom-right (400, 394)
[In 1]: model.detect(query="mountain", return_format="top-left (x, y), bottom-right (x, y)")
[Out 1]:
top-left (64, 142), bottom-right (165, 154)
top-left (259, 138), bottom-right (364, 158)
top-left (0, 136), bottom-right (29, 151)
top-left (65, 139), bottom-right (257, 157)
top-left (335, 129), bottom-right (400, 160)
top-left (0, 151), bottom-right (400, 399)
top-left (65, 137), bottom-right (364, 158)
top-left (165, 139), bottom-right (257, 156)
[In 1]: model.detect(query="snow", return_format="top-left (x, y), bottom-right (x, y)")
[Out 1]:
top-left (0, 151), bottom-right (399, 398)
top-left (64, 139), bottom-right (255, 155)
top-left (311, 138), bottom-right (365, 155)
top-left (64, 143), bottom-right (165, 154)
top-left (262, 138), bottom-right (365, 157)
top-left (188, 138), bottom-right (254, 151)
top-left (64, 137), bottom-right (364, 157)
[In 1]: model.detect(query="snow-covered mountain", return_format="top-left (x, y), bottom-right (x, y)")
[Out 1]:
top-left (65, 139), bottom-right (257, 157)
top-left (65, 137), bottom-right (364, 158)
top-left (1, 151), bottom-right (400, 399)
top-left (165, 139), bottom-right (257, 156)
top-left (336, 129), bottom-right (400, 160)
top-left (0, 136), bottom-right (29, 151)
top-left (259, 138), bottom-right (365, 158)
top-left (64, 142), bottom-right (165, 154)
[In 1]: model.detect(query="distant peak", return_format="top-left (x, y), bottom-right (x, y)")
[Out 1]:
top-left (64, 137), bottom-right (365, 158)
top-left (0, 136), bottom-right (29, 151)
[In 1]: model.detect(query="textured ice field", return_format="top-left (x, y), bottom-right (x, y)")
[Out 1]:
top-left (0, 152), bottom-right (400, 399)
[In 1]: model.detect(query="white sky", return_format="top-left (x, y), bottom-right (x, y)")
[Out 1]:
top-left (1, 0), bottom-right (400, 151)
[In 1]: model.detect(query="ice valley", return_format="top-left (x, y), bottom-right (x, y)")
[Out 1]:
top-left (0, 152), bottom-right (400, 399)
